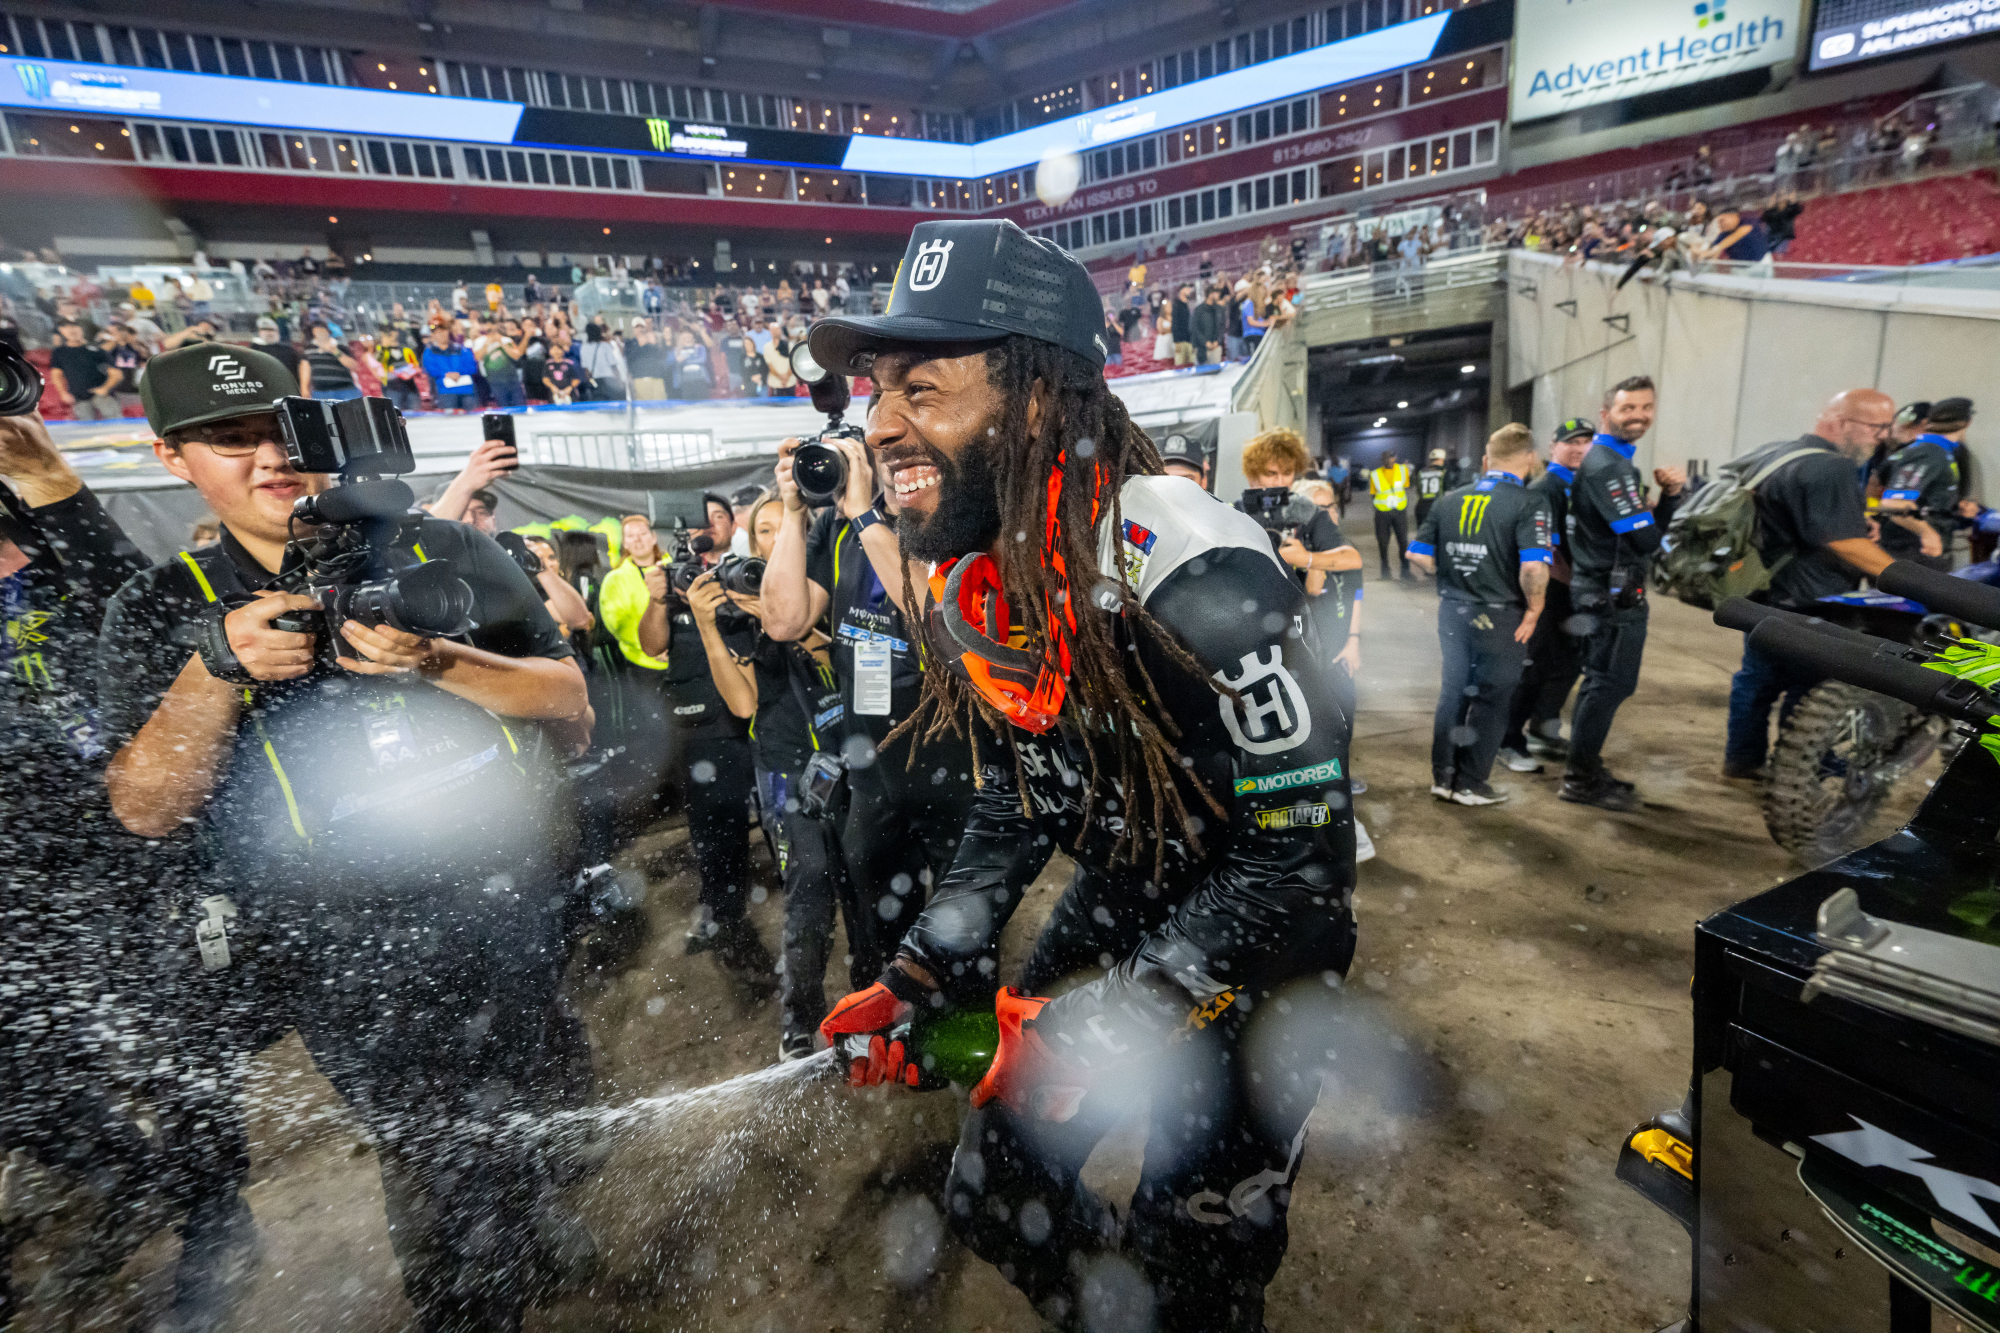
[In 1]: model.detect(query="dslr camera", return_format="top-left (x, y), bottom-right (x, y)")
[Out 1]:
top-left (665, 526), bottom-right (715, 596)
top-left (1240, 486), bottom-right (1319, 543)
top-left (265, 396), bottom-right (475, 662)
top-left (786, 343), bottom-right (866, 507)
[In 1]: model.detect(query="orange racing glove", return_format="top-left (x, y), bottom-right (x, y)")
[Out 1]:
top-left (818, 981), bottom-right (918, 1088)
top-left (969, 988), bottom-right (1093, 1123)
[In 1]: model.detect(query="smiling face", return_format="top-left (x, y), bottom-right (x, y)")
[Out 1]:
top-left (865, 345), bottom-right (1008, 563)
top-left (623, 517), bottom-right (659, 564)
top-left (155, 411), bottom-right (324, 554)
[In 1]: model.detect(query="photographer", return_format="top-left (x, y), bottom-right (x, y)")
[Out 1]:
top-left (761, 426), bottom-right (980, 984)
top-left (0, 410), bottom-right (163, 1319)
top-left (684, 496), bottom-right (852, 1058)
top-left (599, 514), bottom-right (773, 984)
top-left (97, 344), bottom-right (594, 1332)
top-left (1240, 428), bottom-right (1363, 678)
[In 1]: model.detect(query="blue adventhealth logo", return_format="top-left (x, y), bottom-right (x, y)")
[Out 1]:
top-left (1523, 8), bottom-right (1784, 104)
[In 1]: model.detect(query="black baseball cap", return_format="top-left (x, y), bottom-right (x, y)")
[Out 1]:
top-left (141, 343), bottom-right (295, 437)
top-left (1158, 432), bottom-right (1203, 465)
top-left (809, 219), bottom-right (1109, 375)
top-left (1554, 417), bottom-right (1596, 442)
top-left (1929, 397), bottom-right (1974, 428)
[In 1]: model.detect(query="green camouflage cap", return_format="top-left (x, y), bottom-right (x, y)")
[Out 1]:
top-left (140, 343), bottom-right (295, 437)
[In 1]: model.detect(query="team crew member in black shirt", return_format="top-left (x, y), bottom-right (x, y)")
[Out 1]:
top-left (1723, 389), bottom-right (1896, 779)
top-left (685, 495), bottom-right (853, 1058)
top-left (96, 344), bottom-right (594, 1331)
top-left (1409, 424), bottom-right (1554, 805)
top-left (1560, 376), bottom-right (1686, 811)
top-left (630, 496), bottom-right (774, 983)
top-left (812, 219), bottom-right (1354, 1332)
top-left (0, 413), bottom-right (161, 1319)
top-left (762, 432), bottom-right (978, 982)
top-left (1877, 396), bottom-right (1970, 571)
top-left (1498, 417), bottom-right (1595, 771)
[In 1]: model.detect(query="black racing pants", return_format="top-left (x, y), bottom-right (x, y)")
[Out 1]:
top-left (1430, 600), bottom-right (1527, 789)
top-left (757, 766), bottom-right (857, 1039)
top-left (1567, 595), bottom-right (1650, 777)
top-left (948, 869), bottom-right (1348, 1333)
top-left (171, 894), bottom-right (590, 1333)
top-left (678, 728), bottom-right (756, 925)
top-left (837, 733), bottom-right (977, 980)
top-left (1372, 508), bottom-right (1410, 577)
top-left (1501, 578), bottom-right (1583, 751)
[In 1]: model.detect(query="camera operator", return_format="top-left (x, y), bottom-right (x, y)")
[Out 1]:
top-left (1240, 427), bottom-right (1363, 679)
top-left (96, 344), bottom-right (595, 1332)
top-left (683, 496), bottom-right (852, 1058)
top-left (761, 427), bottom-right (980, 984)
top-left (599, 512), bottom-right (774, 985)
top-left (0, 409), bottom-right (165, 1319)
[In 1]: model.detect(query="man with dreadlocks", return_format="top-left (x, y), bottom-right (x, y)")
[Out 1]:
top-left (815, 220), bottom-right (1357, 1331)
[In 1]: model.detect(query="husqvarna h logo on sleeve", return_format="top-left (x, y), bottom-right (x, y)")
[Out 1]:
top-left (1216, 647), bottom-right (1311, 754)
top-left (908, 239), bottom-right (954, 292)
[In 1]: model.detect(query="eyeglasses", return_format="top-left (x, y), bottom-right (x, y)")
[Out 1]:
top-left (178, 422), bottom-right (279, 456)
top-left (1843, 416), bottom-right (1895, 437)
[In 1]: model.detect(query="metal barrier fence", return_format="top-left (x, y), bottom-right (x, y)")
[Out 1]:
top-left (1295, 245), bottom-right (1507, 312)
top-left (524, 428), bottom-right (725, 471)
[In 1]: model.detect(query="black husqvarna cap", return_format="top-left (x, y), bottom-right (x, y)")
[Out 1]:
top-left (809, 219), bottom-right (1110, 374)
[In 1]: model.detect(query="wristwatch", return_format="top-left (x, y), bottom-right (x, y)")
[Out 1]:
top-left (196, 605), bottom-right (261, 687)
top-left (852, 505), bottom-right (885, 535)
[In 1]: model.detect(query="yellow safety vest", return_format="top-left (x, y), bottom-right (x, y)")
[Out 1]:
top-left (1371, 464), bottom-right (1411, 511)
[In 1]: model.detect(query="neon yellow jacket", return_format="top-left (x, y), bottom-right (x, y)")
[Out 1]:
top-left (599, 560), bottom-right (669, 670)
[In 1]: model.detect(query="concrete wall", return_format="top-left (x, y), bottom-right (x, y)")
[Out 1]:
top-left (1505, 252), bottom-right (2000, 485)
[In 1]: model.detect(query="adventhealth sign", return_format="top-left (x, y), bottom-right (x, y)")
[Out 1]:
top-left (1511, 0), bottom-right (1798, 122)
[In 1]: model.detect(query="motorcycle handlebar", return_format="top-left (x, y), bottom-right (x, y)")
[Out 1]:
top-left (1745, 617), bottom-right (2000, 726)
top-left (1875, 560), bottom-right (2000, 633)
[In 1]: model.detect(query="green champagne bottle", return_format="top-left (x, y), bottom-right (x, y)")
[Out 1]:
top-left (906, 1002), bottom-right (1000, 1088)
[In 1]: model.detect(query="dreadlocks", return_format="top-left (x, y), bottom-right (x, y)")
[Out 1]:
top-left (885, 334), bottom-right (1226, 875)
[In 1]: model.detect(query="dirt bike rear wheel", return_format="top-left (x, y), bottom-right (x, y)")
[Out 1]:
top-left (1763, 682), bottom-right (1928, 865)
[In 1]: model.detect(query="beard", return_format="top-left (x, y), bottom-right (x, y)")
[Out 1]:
top-left (898, 428), bottom-right (1003, 565)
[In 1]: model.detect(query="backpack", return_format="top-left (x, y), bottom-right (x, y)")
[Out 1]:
top-left (1656, 445), bottom-right (1824, 609)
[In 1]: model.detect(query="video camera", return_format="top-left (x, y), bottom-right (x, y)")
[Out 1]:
top-left (787, 343), bottom-right (866, 507)
top-left (266, 396), bottom-right (475, 660)
top-left (1240, 486), bottom-right (1319, 541)
top-left (665, 528), bottom-right (714, 596)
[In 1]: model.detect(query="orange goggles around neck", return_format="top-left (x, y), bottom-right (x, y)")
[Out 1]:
top-left (929, 553), bottom-right (1068, 734)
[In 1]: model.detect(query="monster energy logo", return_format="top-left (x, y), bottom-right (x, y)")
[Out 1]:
top-left (1459, 493), bottom-right (1490, 535)
top-left (646, 118), bottom-right (671, 152)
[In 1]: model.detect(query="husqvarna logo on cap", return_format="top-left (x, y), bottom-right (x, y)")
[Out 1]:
top-left (909, 239), bottom-right (953, 292)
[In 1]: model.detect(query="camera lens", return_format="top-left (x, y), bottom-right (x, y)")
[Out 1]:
top-left (789, 342), bottom-right (828, 385)
top-left (349, 561), bottom-right (475, 637)
top-left (670, 560), bottom-right (704, 594)
top-left (0, 343), bottom-right (47, 417)
top-left (793, 441), bottom-right (848, 506)
top-left (719, 556), bottom-right (766, 597)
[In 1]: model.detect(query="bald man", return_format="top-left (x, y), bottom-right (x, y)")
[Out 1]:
top-left (1722, 388), bottom-right (1897, 780)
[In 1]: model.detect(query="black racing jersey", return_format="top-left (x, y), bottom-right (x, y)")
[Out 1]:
top-left (749, 633), bottom-right (842, 774)
top-left (898, 474), bottom-right (1356, 1071)
top-left (1415, 466), bottom-right (1448, 508)
top-left (1567, 434), bottom-right (1681, 600)
top-left (1878, 435), bottom-right (1960, 560)
top-left (805, 508), bottom-right (922, 745)
top-left (1410, 471), bottom-right (1553, 606)
top-left (97, 518), bottom-right (577, 908)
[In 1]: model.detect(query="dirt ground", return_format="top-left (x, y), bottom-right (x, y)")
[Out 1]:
top-left (34, 527), bottom-right (1940, 1333)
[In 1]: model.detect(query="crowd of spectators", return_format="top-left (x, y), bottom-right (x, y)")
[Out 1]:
top-left (1484, 191), bottom-right (1800, 284)
top-left (1105, 257), bottom-right (1301, 370)
top-left (3, 251), bottom-right (897, 418)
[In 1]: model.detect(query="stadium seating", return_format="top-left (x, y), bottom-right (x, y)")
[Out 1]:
top-left (1784, 169), bottom-right (2000, 267)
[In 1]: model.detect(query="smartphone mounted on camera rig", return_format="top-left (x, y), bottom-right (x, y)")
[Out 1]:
top-left (786, 343), bottom-right (866, 507)
top-left (266, 395), bottom-right (475, 661)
